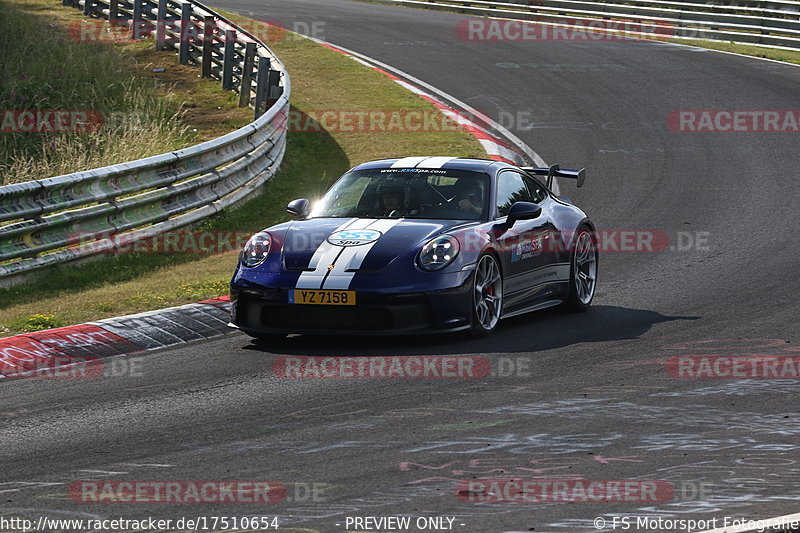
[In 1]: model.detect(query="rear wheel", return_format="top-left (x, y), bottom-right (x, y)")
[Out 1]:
top-left (564, 227), bottom-right (598, 312)
top-left (470, 254), bottom-right (503, 337)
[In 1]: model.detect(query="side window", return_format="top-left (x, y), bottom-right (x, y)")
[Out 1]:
top-left (495, 171), bottom-right (532, 217)
top-left (522, 175), bottom-right (547, 203)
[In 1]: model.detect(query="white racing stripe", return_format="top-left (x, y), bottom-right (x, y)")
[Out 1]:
top-left (389, 156), bottom-right (456, 169)
top-left (391, 156), bottom-right (430, 168)
top-left (317, 245), bottom-right (366, 290)
top-left (416, 156), bottom-right (456, 168)
top-left (295, 218), bottom-right (360, 289)
top-left (321, 218), bottom-right (402, 289)
top-left (295, 218), bottom-right (402, 290)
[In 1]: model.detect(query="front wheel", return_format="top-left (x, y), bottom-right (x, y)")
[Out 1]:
top-left (564, 227), bottom-right (598, 312)
top-left (470, 254), bottom-right (503, 337)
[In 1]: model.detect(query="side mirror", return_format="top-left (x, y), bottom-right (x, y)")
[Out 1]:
top-left (286, 198), bottom-right (310, 218)
top-left (506, 201), bottom-right (542, 226)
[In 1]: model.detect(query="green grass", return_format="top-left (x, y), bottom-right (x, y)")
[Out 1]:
top-left (0, 11), bottom-right (485, 336)
top-left (663, 38), bottom-right (800, 65)
top-left (7, 313), bottom-right (64, 333)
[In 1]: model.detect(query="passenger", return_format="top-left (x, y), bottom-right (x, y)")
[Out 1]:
top-left (453, 179), bottom-right (483, 217)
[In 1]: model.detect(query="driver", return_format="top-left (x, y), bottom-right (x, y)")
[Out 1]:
top-left (377, 181), bottom-right (407, 217)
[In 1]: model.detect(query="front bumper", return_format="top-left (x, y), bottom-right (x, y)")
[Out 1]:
top-left (230, 270), bottom-right (475, 336)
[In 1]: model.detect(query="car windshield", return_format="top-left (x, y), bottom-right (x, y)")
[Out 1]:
top-left (309, 168), bottom-right (490, 220)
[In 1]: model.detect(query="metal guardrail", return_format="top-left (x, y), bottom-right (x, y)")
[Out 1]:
top-left (379, 0), bottom-right (800, 50)
top-left (0, 0), bottom-right (290, 281)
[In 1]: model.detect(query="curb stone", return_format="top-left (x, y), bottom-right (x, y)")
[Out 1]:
top-left (0, 296), bottom-right (231, 379)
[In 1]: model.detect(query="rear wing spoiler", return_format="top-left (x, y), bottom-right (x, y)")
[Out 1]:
top-left (520, 164), bottom-right (586, 189)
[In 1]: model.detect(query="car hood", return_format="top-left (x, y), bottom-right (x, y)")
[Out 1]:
top-left (281, 217), bottom-right (470, 272)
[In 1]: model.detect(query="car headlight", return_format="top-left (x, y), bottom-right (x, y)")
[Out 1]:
top-left (418, 235), bottom-right (460, 271)
top-left (240, 231), bottom-right (271, 268)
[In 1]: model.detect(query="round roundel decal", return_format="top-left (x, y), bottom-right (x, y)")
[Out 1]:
top-left (327, 229), bottom-right (383, 246)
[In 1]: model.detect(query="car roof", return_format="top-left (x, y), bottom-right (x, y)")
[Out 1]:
top-left (351, 157), bottom-right (512, 174)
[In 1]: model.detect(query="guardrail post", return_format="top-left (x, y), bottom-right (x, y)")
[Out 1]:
top-left (83, 0), bottom-right (94, 16)
top-left (132, 0), bottom-right (145, 40)
top-left (254, 56), bottom-right (270, 118)
top-left (179, 3), bottom-right (192, 65)
top-left (222, 30), bottom-right (237, 90)
top-left (266, 69), bottom-right (281, 108)
top-left (201, 16), bottom-right (215, 78)
top-left (238, 42), bottom-right (256, 107)
top-left (109, 0), bottom-right (119, 26)
top-left (155, 0), bottom-right (168, 50)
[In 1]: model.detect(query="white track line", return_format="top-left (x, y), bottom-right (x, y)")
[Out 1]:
top-left (305, 35), bottom-right (546, 167)
top-left (301, 34), bottom-right (565, 194)
top-left (659, 40), bottom-right (800, 69)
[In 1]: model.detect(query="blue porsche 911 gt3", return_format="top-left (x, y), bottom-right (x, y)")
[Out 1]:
top-left (230, 156), bottom-right (597, 338)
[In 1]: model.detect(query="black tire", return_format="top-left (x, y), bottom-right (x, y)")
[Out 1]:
top-left (564, 226), bottom-right (598, 312)
top-left (469, 254), bottom-right (504, 337)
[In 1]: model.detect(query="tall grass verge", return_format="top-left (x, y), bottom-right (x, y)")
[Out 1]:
top-left (0, 0), bottom-right (193, 185)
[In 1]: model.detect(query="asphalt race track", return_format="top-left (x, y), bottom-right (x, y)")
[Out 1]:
top-left (3, 1), bottom-right (800, 532)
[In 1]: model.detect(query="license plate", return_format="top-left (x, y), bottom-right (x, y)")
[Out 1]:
top-left (289, 289), bottom-right (356, 305)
